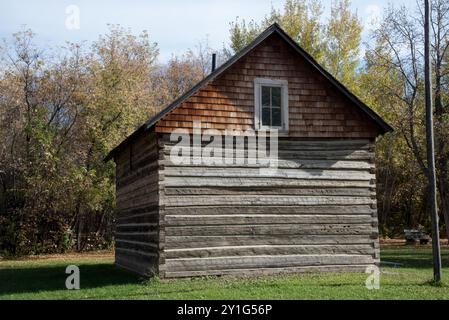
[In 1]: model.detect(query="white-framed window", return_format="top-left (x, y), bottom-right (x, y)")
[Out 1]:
top-left (254, 78), bottom-right (289, 132)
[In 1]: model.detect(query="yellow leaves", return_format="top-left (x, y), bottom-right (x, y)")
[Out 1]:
top-left (227, 0), bottom-right (361, 90)
top-left (323, 0), bottom-right (362, 90)
top-left (279, 0), bottom-right (324, 59)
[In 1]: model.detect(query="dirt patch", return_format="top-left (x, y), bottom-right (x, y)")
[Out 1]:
top-left (0, 250), bottom-right (114, 262)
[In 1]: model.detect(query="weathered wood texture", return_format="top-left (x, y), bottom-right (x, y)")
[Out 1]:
top-left (155, 33), bottom-right (381, 138)
top-left (158, 135), bottom-right (380, 278)
top-left (114, 131), bottom-right (160, 275)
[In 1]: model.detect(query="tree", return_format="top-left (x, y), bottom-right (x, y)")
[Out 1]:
top-left (0, 29), bottom-right (88, 254)
top-left (0, 24), bottom-right (227, 255)
top-left (324, 0), bottom-right (363, 90)
top-left (429, 0), bottom-right (449, 240)
top-left (0, 25), bottom-right (160, 254)
top-left (154, 38), bottom-right (226, 106)
top-left (228, 18), bottom-right (262, 54)
top-left (226, 0), bottom-right (362, 89)
top-left (364, 0), bottom-right (449, 238)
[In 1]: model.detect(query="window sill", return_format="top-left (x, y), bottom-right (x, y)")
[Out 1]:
top-left (255, 129), bottom-right (289, 137)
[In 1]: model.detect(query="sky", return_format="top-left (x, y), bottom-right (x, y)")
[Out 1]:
top-left (0, 0), bottom-right (417, 63)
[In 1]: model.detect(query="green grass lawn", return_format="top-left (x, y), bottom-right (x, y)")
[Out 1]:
top-left (1, 246), bottom-right (449, 300)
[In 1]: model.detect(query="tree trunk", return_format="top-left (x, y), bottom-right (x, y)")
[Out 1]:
top-left (76, 211), bottom-right (84, 252)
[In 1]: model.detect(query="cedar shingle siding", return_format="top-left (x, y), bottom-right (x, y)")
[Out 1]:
top-left (156, 34), bottom-right (380, 138)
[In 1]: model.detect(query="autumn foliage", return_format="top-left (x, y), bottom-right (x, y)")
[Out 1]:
top-left (0, 0), bottom-right (448, 255)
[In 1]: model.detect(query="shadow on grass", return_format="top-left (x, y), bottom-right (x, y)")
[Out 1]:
top-left (0, 263), bottom-right (142, 296)
top-left (381, 245), bottom-right (449, 269)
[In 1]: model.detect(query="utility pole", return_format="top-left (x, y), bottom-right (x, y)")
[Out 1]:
top-left (424, 0), bottom-right (442, 283)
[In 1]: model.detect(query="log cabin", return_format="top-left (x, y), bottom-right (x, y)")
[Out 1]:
top-left (105, 23), bottom-right (393, 278)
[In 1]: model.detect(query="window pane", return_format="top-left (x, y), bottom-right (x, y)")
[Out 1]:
top-left (262, 107), bottom-right (271, 126)
top-left (261, 86), bottom-right (270, 107)
top-left (271, 87), bottom-right (281, 107)
top-left (272, 107), bottom-right (282, 127)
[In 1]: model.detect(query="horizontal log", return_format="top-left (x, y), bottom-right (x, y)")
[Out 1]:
top-left (165, 224), bottom-right (374, 237)
top-left (162, 205), bottom-right (376, 215)
top-left (116, 136), bottom-right (157, 167)
top-left (115, 232), bottom-right (158, 244)
top-left (116, 189), bottom-right (158, 208)
top-left (117, 193), bottom-right (158, 211)
top-left (160, 159), bottom-right (373, 170)
top-left (162, 195), bottom-right (375, 207)
top-left (163, 177), bottom-right (373, 188)
top-left (165, 244), bottom-right (375, 259)
top-left (116, 247), bottom-right (158, 259)
top-left (117, 161), bottom-right (158, 183)
top-left (116, 168), bottom-right (159, 191)
top-left (116, 178), bottom-right (159, 199)
top-left (163, 141), bottom-right (372, 152)
top-left (163, 140), bottom-right (371, 150)
top-left (117, 177), bottom-right (158, 196)
top-left (116, 212), bottom-right (159, 225)
top-left (164, 264), bottom-right (374, 278)
top-left (162, 138), bottom-right (371, 148)
top-left (164, 187), bottom-right (373, 197)
top-left (276, 139), bottom-right (371, 147)
top-left (120, 151), bottom-right (159, 177)
top-left (116, 239), bottom-right (159, 253)
top-left (115, 250), bottom-right (158, 276)
top-left (165, 235), bottom-right (377, 249)
top-left (163, 167), bottom-right (374, 181)
top-left (166, 254), bottom-right (374, 272)
top-left (115, 260), bottom-right (149, 276)
top-left (116, 205), bottom-right (158, 218)
top-left (116, 223), bottom-right (158, 233)
top-left (159, 133), bottom-right (371, 143)
top-left (163, 147), bottom-right (373, 161)
top-left (165, 214), bottom-right (374, 226)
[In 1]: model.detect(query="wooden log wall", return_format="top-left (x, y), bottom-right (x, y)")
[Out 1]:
top-left (114, 131), bottom-right (160, 275)
top-left (158, 134), bottom-right (380, 278)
